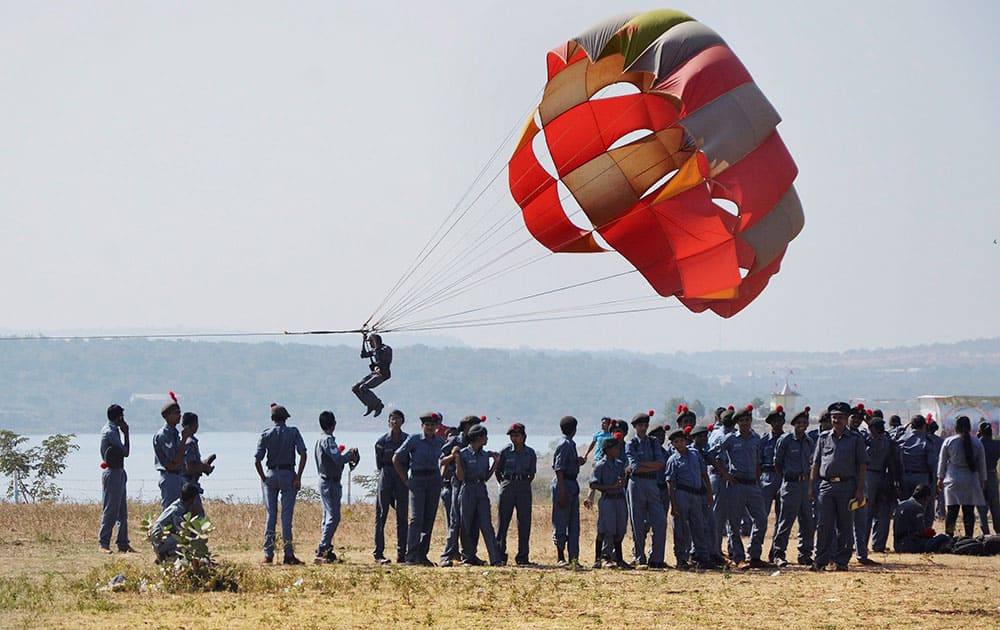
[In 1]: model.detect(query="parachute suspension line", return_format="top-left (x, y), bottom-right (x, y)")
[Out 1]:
top-left (381, 302), bottom-right (684, 333)
top-left (385, 269), bottom-right (641, 330)
top-left (0, 328), bottom-right (365, 342)
top-left (371, 91), bottom-right (657, 328)
top-left (366, 86), bottom-right (545, 329)
top-left (377, 144), bottom-right (689, 329)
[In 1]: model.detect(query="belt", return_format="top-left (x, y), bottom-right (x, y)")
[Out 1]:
top-left (761, 465), bottom-right (776, 473)
top-left (105, 465), bottom-right (124, 470)
top-left (784, 474), bottom-right (809, 482)
top-left (821, 476), bottom-right (854, 483)
top-left (603, 492), bottom-right (626, 500)
top-left (904, 469), bottom-right (928, 475)
top-left (632, 472), bottom-right (657, 480)
top-left (733, 477), bottom-right (758, 485)
top-left (502, 474), bottom-right (532, 481)
top-left (268, 465), bottom-right (294, 471)
top-left (676, 483), bottom-right (706, 495)
top-left (561, 475), bottom-right (578, 482)
top-left (411, 469), bottom-right (438, 477)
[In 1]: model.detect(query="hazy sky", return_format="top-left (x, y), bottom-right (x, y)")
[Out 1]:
top-left (2, 1), bottom-right (998, 353)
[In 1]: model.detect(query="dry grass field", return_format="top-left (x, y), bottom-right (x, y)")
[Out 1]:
top-left (1, 499), bottom-right (998, 629)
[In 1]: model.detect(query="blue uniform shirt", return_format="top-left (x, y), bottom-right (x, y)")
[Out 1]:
top-left (153, 424), bottom-right (181, 472)
top-left (440, 434), bottom-right (468, 480)
top-left (983, 438), bottom-right (1000, 472)
top-left (898, 429), bottom-right (935, 473)
top-left (459, 446), bottom-right (492, 483)
top-left (665, 449), bottom-right (706, 489)
top-left (712, 430), bottom-right (762, 478)
top-left (814, 429), bottom-right (868, 478)
top-left (865, 433), bottom-right (896, 474)
top-left (590, 456), bottom-right (625, 493)
top-left (760, 431), bottom-right (784, 468)
top-left (774, 432), bottom-right (815, 478)
top-left (497, 444), bottom-right (537, 480)
top-left (101, 421), bottom-right (126, 468)
top-left (151, 498), bottom-right (190, 541)
top-left (254, 424), bottom-right (307, 469)
top-left (182, 436), bottom-right (202, 484)
top-left (708, 426), bottom-right (735, 469)
top-left (396, 433), bottom-right (445, 473)
top-left (374, 431), bottom-right (408, 471)
top-left (315, 433), bottom-right (352, 480)
top-left (552, 436), bottom-right (580, 479)
top-left (626, 435), bottom-right (665, 472)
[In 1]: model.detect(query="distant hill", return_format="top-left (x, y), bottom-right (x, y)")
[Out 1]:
top-left (2, 337), bottom-right (999, 433)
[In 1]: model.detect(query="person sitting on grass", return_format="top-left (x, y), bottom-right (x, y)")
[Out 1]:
top-left (893, 484), bottom-right (951, 554)
top-left (149, 482), bottom-right (203, 563)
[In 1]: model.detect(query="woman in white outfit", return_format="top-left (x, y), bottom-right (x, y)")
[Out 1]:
top-left (936, 415), bottom-right (987, 537)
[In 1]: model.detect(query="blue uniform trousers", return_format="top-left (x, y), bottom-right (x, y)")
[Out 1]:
top-left (440, 477), bottom-right (463, 563)
top-left (317, 478), bottom-right (342, 552)
top-left (374, 470), bottom-right (408, 560)
top-left (551, 478), bottom-right (580, 560)
top-left (158, 471), bottom-right (183, 511)
top-left (597, 494), bottom-right (627, 559)
top-left (771, 480), bottom-right (814, 562)
top-left (440, 482), bottom-right (453, 528)
top-left (99, 468), bottom-right (129, 549)
top-left (760, 471), bottom-right (781, 534)
top-left (672, 489), bottom-right (709, 565)
top-left (459, 482), bottom-right (500, 564)
top-left (263, 469), bottom-right (298, 558)
top-left (352, 372), bottom-right (386, 409)
top-left (709, 472), bottom-right (730, 556)
top-left (628, 478), bottom-right (666, 564)
top-left (496, 479), bottom-right (532, 564)
top-left (815, 479), bottom-right (855, 567)
top-left (405, 474), bottom-right (442, 563)
top-left (865, 471), bottom-right (893, 552)
top-left (725, 481), bottom-right (766, 563)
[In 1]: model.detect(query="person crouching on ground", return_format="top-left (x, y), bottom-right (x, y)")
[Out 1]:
top-left (150, 482), bottom-right (203, 563)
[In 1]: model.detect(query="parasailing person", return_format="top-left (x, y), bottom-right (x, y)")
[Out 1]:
top-left (353, 332), bottom-right (392, 417)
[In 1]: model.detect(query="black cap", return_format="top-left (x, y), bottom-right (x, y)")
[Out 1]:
top-left (601, 436), bottom-right (621, 452)
top-left (107, 404), bottom-right (124, 421)
top-left (631, 412), bottom-right (651, 426)
top-left (507, 422), bottom-right (526, 435)
top-left (458, 415), bottom-right (482, 430)
top-left (668, 429), bottom-right (687, 442)
top-left (791, 407), bottom-right (811, 424)
top-left (827, 402), bottom-right (851, 416)
top-left (611, 419), bottom-right (629, 435)
top-left (467, 424), bottom-right (487, 441)
top-left (869, 418), bottom-right (886, 432)
top-left (765, 407), bottom-right (786, 424)
top-left (690, 424), bottom-right (711, 437)
top-left (733, 405), bottom-right (753, 421)
top-left (420, 411), bottom-right (442, 424)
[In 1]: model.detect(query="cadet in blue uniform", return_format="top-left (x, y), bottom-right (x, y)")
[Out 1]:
top-left (453, 424), bottom-right (502, 565)
top-left (552, 415), bottom-right (584, 567)
top-left (810, 402), bottom-right (867, 571)
top-left (394, 412), bottom-right (445, 565)
top-left (495, 422), bottom-right (537, 566)
top-left (181, 412), bottom-right (215, 517)
top-left (149, 482), bottom-right (202, 562)
top-left (353, 332), bottom-right (392, 417)
top-left (860, 417), bottom-right (898, 556)
top-left (846, 406), bottom-right (875, 566)
top-left (373, 409), bottom-right (409, 564)
top-left (760, 407), bottom-right (786, 555)
top-left (153, 394), bottom-right (194, 510)
top-left (926, 419), bottom-right (944, 523)
top-left (770, 407), bottom-right (815, 567)
top-left (887, 415), bottom-right (905, 441)
top-left (690, 424), bottom-right (721, 565)
top-left (314, 410), bottom-right (359, 563)
top-left (589, 435), bottom-right (630, 569)
top-left (708, 406), bottom-right (736, 562)
top-left (254, 403), bottom-right (308, 565)
top-left (99, 404), bottom-right (134, 554)
top-left (896, 415), bottom-right (935, 525)
top-left (894, 484), bottom-right (950, 553)
top-left (977, 422), bottom-right (1000, 534)
top-left (438, 415), bottom-right (481, 566)
top-left (626, 411), bottom-right (668, 569)
top-left (710, 405), bottom-right (769, 569)
top-left (665, 429), bottom-right (714, 569)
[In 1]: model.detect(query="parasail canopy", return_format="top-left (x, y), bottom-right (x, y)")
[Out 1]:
top-left (508, 9), bottom-right (804, 317)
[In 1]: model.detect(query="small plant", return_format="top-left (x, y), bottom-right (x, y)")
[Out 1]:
top-left (141, 512), bottom-right (239, 593)
top-left (0, 430), bottom-right (78, 502)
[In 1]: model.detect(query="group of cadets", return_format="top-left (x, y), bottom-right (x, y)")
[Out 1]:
top-left (98, 396), bottom-right (1000, 571)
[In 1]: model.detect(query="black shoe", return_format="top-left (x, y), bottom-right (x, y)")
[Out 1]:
top-left (363, 406), bottom-right (374, 417)
top-left (834, 564), bottom-right (848, 572)
top-left (420, 558), bottom-right (437, 567)
top-left (676, 561), bottom-right (692, 571)
top-left (648, 561), bottom-right (668, 570)
top-left (373, 404), bottom-right (384, 417)
top-left (857, 558), bottom-right (880, 566)
top-left (809, 563), bottom-right (824, 572)
top-left (283, 555), bottom-right (305, 565)
top-left (515, 560), bottom-right (537, 567)
top-left (460, 557), bottom-right (486, 566)
top-left (797, 556), bottom-right (814, 566)
top-left (374, 556), bottom-right (391, 565)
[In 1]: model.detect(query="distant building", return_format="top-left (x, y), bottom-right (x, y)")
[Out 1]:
top-left (770, 382), bottom-right (800, 413)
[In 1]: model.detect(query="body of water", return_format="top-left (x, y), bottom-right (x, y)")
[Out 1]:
top-left (10, 430), bottom-right (564, 503)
